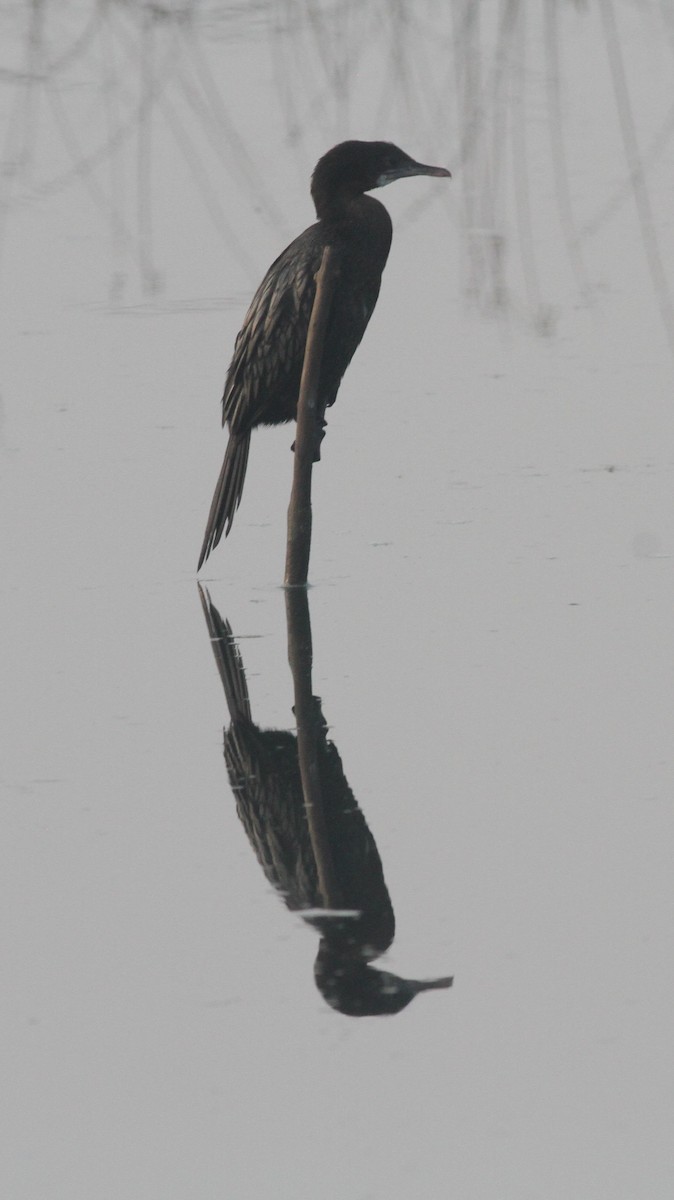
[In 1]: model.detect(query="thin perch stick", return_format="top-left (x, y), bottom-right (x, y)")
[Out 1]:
top-left (284, 244), bottom-right (340, 587)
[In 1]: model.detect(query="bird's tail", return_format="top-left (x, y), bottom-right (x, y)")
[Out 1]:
top-left (198, 587), bottom-right (252, 724)
top-left (197, 430), bottom-right (250, 569)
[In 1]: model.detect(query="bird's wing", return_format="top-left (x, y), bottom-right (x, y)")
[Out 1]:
top-left (221, 226), bottom-right (323, 434)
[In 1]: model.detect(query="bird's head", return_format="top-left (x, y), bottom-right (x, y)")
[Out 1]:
top-left (315, 939), bottom-right (454, 1017)
top-left (311, 140), bottom-right (450, 217)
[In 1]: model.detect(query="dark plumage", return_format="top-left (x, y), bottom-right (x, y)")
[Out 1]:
top-left (197, 140), bottom-right (450, 568)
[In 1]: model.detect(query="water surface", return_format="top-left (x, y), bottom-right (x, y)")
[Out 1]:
top-left (2, 4), bottom-right (673, 1198)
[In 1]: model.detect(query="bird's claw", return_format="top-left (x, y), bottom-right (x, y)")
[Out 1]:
top-left (290, 419), bottom-right (327, 462)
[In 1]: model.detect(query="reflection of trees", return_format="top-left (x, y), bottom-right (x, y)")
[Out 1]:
top-left (447, 0), bottom-right (674, 346)
top-left (1, 0), bottom-right (673, 345)
top-left (596, 0), bottom-right (674, 353)
top-left (199, 585), bottom-right (453, 1017)
top-left (0, 1), bottom-right (290, 293)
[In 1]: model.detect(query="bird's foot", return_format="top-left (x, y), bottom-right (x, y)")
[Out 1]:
top-left (290, 419), bottom-right (327, 462)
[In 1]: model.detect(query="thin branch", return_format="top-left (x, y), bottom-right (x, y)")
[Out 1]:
top-left (284, 244), bottom-right (340, 588)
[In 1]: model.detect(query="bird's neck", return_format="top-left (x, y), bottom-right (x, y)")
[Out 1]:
top-left (316, 192), bottom-right (392, 258)
top-left (313, 187), bottom-right (382, 224)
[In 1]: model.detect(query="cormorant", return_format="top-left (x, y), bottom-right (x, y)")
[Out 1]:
top-left (197, 140), bottom-right (450, 567)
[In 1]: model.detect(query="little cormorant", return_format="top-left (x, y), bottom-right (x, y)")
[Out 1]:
top-left (197, 140), bottom-right (450, 568)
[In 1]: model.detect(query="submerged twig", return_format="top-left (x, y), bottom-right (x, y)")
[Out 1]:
top-left (285, 586), bottom-right (340, 908)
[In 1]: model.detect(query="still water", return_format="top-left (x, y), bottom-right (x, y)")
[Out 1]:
top-left (2, 3), bottom-right (674, 1197)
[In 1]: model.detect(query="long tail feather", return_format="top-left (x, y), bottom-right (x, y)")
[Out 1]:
top-left (197, 431), bottom-right (251, 569)
top-left (198, 587), bottom-right (252, 723)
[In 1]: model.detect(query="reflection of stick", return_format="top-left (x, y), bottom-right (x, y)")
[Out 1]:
top-left (285, 586), bottom-right (340, 908)
top-left (285, 245), bottom-right (339, 587)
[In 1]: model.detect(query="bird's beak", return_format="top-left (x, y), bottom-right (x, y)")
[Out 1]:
top-left (377, 159), bottom-right (451, 187)
top-left (409, 975), bottom-right (454, 992)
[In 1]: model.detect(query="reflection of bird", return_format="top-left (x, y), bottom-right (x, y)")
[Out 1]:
top-left (314, 943), bottom-right (453, 1018)
top-left (200, 587), bottom-right (452, 1017)
top-left (197, 140), bottom-right (450, 566)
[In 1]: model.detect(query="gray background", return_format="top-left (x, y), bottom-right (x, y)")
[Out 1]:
top-left (2, 3), bottom-right (673, 1197)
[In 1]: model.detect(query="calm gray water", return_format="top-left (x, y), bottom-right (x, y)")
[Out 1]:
top-left (2, 3), bottom-right (674, 1197)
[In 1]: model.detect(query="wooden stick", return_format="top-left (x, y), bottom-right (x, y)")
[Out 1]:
top-left (285, 585), bottom-right (340, 908)
top-left (284, 244), bottom-right (340, 588)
